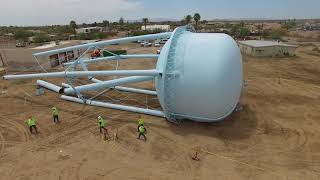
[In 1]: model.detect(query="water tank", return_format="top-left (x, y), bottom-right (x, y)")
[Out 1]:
top-left (156, 26), bottom-right (243, 122)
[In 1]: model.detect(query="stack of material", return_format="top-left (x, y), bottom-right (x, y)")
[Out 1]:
top-left (0, 68), bottom-right (5, 74)
top-left (0, 52), bottom-right (7, 74)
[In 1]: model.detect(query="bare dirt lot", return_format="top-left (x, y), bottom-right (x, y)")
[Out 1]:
top-left (0, 44), bottom-right (319, 180)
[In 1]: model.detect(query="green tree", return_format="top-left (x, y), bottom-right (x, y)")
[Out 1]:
top-left (119, 17), bottom-right (124, 26)
top-left (184, 15), bottom-right (192, 25)
top-left (238, 27), bottom-right (250, 38)
top-left (239, 21), bottom-right (245, 27)
top-left (69, 20), bottom-right (77, 34)
top-left (225, 22), bottom-right (232, 28)
top-left (142, 18), bottom-right (149, 31)
top-left (14, 29), bottom-right (32, 41)
top-left (270, 28), bottom-right (287, 40)
top-left (193, 13), bottom-right (201, 30)
top-left (94, 32), bottom-right (107, 39)
top-left (102, 20), bottom-right (109, 27)
top-left (34, 33), bottom-right (50, 43)
top-left (202, 20), bottom-right (208, 24)
top-left (82, 23), bottom-right (87, 28)
top-left (231, 25), bottom-right (250, 39)
top-left (256, 24), bottom-right (264, 39)
top-left (281, 19), bottom-right (296, 30)
top-left (231, 25), bottom-right (238, 36)
top-left (77, 33), bottom-right (87, 40)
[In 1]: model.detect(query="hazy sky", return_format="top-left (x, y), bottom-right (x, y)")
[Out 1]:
top-left (0, 0), bottom-right (319, 26)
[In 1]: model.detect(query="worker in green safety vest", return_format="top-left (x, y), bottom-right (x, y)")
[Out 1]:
top-left (25, 116), bottom-right (38, 134)
top-left (137, 125), bottom-right (147, 141)
top-left (52, 106), bottom-right (59, 123)
top-left (137, 115), bottom-right (144, 132)
top-left (98, 116), bottom-right (108, 140)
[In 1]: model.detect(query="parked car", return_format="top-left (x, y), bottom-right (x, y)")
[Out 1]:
top-left (159, 38), bottom-right (168, 44)
top-left (140, 41), bottom-right (152, 47)
top-left (15, 40), bottom-right (26, 47)
top-left (154, 40), bottom-right (161, 47)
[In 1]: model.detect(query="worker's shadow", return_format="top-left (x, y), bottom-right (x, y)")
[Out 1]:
top-left (166, 103), bottom-right (258, 141)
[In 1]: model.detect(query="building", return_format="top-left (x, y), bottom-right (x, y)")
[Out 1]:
top-left (238, 40), bottom-right (298, 57)
top-left (2, 40), bottom-right (84, 69)
top-left (75, 27), bottom-right (104, 34)
top-left (141, 25), bottom-right (170, 31)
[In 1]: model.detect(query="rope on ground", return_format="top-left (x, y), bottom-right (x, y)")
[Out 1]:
top-left (199, 149), bottom-right (287, 179)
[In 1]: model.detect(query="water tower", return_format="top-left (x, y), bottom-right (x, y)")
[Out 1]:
top-left (3, 25), bottom-right (243, 123)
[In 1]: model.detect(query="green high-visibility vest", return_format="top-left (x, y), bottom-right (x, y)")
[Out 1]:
top-left (139, 126), bottom-right (145, 134)
top-left (138, 118), bottom-right (144, 126)
top-left (26, 117), bottom-right (36, 127)
top-left (98, 118), bottom-right (105, 127)
top-left (52, 107), bottom-right (59, 116)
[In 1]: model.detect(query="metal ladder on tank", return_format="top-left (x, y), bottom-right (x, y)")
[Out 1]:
top-left (163, 26), bottom-right (192, 123)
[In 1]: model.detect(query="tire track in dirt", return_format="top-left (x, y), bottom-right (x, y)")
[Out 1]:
top-left (149, 128), bottom-right (198, 178)
top-left (0, 131), bottom-right (5, 158)
top-left (259, 119), bottom-right (309, 153)
top-left (0, 118), bottom-right (30, 142)
top-left (0, 116), bottom-right (30, 160)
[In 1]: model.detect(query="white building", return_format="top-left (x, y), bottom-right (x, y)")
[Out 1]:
top-left (141, 25), bottom-right (170, 31)
top-left (75, 27), bottom-right (104, 34)
top-left (238, 40), bottom-right (298, 57)
top-left (2, 41), bottom-right (83, 69)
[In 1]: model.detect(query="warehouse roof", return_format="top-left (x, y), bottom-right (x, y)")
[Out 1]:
top-left (238, 40), bottom-right (298, 48)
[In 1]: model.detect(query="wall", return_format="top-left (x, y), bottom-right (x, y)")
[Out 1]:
top-left (239, 44), bottom-right (253, 55)
top-left (75, 27), bottom-right (103, 34)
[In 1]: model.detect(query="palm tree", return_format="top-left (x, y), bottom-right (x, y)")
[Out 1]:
top-left (239, 21), bottom-right (245, 27)
top-left (119, 17), bottom-right (125, 30)
top-left (185, 15), bottom-right (192, 25)
top-left (256, 24), bottom-right (264, 40)
top-left (69, 20), bottom-right (77, 34)
top-left (142, 18), bottom-right (149, 31)
top-left (119, 17), bottom-right (124, 26)
top-left (193, 13), bottom-right (201, 30)
top-left (102, 20), bottom-right (109, 27)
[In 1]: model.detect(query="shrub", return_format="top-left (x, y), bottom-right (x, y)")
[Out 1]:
top-left (34, 33), bottom-right (50, 43)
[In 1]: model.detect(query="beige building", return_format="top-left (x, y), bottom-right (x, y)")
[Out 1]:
top-left (238, 40), bottom-right (298, 57)
top-left (75, 27), bottom-right (104, 34)
top-left (141, 25), bottom-right (170, 31)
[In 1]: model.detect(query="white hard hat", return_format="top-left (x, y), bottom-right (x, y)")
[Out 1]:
top-left (98, 116), bottom-right (102, 119)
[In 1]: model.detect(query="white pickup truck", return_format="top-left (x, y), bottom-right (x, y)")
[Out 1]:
top-left (140, 41), bottom-right (152, 47)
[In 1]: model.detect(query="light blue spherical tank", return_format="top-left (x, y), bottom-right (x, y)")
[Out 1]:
top-left (156, 26), bottom-right (243, 122)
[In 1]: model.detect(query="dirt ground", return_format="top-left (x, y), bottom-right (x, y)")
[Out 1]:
top-left (0, 43), bottom-right (320, 180)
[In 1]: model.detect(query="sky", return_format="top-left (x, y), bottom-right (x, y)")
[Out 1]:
top-left (0, 0), bottom-right (319, 26)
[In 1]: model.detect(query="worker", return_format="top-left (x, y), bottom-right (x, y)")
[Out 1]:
top-left (98, 116), bottom-right (108, 140)
top-left (52, 106), bottom-right (59, 123)
top-left (192, 151), bottom-right (200, 161)
top-left (137, 125), bottom-right (147, 141)
top-left (137, 115), bottom-right (144, 132)
top-left (25, 116), bottom-right (38, 134)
